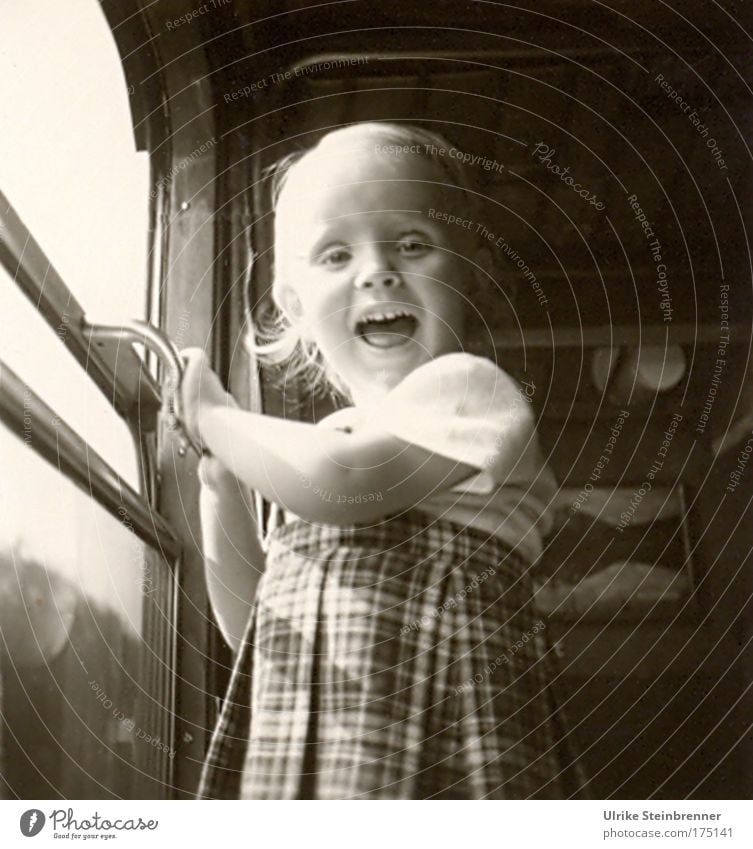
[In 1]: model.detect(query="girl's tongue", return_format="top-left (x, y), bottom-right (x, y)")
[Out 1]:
top-left (358, 314), bottom-right (417, 348)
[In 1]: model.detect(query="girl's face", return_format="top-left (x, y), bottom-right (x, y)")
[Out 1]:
top-left (275, 147), bottom-right (487, 401)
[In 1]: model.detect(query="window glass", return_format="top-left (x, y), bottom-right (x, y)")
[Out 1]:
top-left (0, 0), bottom-right (171, 800)
top-left (0, 0), bottom-right (150, 488)
top-left (0, 425), bottom-right (171, 799)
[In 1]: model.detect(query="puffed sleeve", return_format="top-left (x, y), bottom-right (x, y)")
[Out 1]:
top-left (377, 352), bottom-right (542, 487)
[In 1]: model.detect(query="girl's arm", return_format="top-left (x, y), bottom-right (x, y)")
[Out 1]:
top-left (198, 457), bottom-right (266, 654)
top-left (196, 405), bottom-right (477, 524)
top-left (178, 350), bottom-right (513, 525)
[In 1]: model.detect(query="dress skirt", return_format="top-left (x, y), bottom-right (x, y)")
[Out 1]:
top-left (197, 513), bottom-right (585, 799)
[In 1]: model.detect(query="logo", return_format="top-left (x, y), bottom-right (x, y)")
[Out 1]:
top-left (20, 810), bottom-right (46, 837)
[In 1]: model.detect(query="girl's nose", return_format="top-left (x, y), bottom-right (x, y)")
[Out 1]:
top-left (354, 268), bottom-right (403, 290)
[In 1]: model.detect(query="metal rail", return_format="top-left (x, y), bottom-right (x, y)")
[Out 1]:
top-left (82, 319), bottom-right (202, 457)
top-left (0, 357), bottom-right (180, 558)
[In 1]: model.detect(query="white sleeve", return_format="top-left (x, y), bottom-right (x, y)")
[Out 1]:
top-left (376, 352), bottom-right (540, 484)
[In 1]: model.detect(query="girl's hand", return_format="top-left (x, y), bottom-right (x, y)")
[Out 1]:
top-left (179, 348), bottom-right (234, 450)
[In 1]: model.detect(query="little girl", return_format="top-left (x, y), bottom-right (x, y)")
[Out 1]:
top-left (182, 122), bottom-right (583, 799)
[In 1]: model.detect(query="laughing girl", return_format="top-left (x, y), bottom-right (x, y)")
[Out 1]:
top-left (182, 122), bottom-right (583, 799)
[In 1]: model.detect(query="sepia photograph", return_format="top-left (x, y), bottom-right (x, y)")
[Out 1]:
top-left (1, 0), bottom-right (751, 842)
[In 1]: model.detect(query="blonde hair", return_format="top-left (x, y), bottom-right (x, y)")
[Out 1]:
top-left (251, 122), bottom-right (485, 401)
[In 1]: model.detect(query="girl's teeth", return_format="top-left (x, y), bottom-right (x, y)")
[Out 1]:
top-left (360, 310), bottom-right (410, 324)
top-left (356, 312), bottom-right (417, 348)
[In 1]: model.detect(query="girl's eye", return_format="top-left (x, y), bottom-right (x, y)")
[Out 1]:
top-left (396, 237), bottom-right (429, 257)
top-left (318, 247), bottom-right (351, 267)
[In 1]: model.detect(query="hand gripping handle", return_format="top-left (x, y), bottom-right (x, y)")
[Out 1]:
top-left (83, 319), bottom-right (203, 456)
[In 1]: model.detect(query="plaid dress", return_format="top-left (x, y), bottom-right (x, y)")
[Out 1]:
top-left (197, 512), bottom-right (585, 799)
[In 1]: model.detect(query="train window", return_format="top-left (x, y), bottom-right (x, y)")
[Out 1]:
top-left (0, 0), bottom-right (176, 800)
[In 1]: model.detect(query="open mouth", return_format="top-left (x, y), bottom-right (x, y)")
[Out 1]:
top-left (355, 309), bottom-right (418, 348)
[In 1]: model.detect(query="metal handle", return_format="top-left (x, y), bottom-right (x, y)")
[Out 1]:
top-left (83, 319), bottom-right (202, 455)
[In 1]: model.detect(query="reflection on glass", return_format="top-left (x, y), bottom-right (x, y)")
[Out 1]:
top-left (0, 426), bottom-right (172, 799)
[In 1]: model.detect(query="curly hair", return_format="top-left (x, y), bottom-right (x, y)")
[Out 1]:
top-left (249, 121), bottom-right (499, 402)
